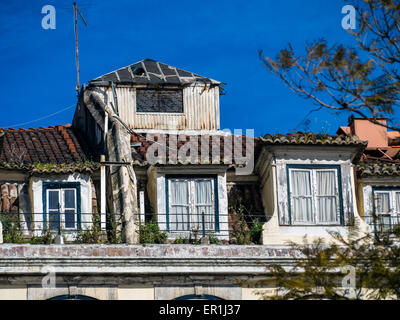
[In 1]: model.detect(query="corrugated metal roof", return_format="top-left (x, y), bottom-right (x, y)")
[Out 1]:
top-left (90, 58), bottom-right (221, 85)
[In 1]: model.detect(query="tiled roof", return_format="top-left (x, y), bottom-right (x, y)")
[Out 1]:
top-left (0, 125), bottom-right (98, 173)
top-left (130, 132), bottom-right (256, 166)
top-left (90, 58), bottom-right (221, 85)
top-left (357, 161), bottom-right (400, 176)
top-left (260, 133), bottom-right (367, 146)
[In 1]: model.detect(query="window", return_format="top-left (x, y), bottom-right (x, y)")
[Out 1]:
top-left (288, 165), bottom-right (342, 225)
top-left (136, 89), bottom-right (183, 113)
top-left (167, 176), bottom-right (218, 232)
top-left (43, 183), bottom-right (80, 231)
top-left (372, 188), bottom-right (400, 231)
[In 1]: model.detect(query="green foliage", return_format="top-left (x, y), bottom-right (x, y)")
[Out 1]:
top-left (190, 227), bottom-right (201, 245)
top-left (254, 221), bottom-right (400, 300)
top-left (229, 203), bottom-right (264, 245)
top-left (208, 233), bottom-right (220, 245)
top-left (75, 214), bottom-right (106, 244)
top-left (0, 213), bottom-right (24, 243)
top-left (106, 213), bottom-right (122, 244)
top-left (173, 235), bottom-right (191, 244)
top-left (0, 213), bottom-right (56, 244)
top-left (138, 221), bottom-right (168, 244)
top-left (31, 161), bottom-right (99, 172)
top-left (29, 230), bottom-right (55, 244)
top-left (259, 0), bottom-right (400, 129)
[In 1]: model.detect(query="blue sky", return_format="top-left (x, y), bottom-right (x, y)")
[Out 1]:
top-left (0, 0), bottom-right (357, 136)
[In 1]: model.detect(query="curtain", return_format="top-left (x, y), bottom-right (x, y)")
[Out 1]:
top-left (376, 192), bottom-right (390, 214)
top-left (169, 180), bottom-right (189, 231)
top-left (291, 170), bottom-right (313, 223)
top-left (194, 180), bottom-right (214, 230)
top-left (63, 189), bottom-right (76, 229)
top-left (48, 190), bottom-right (60, 231)
top-left (316, 171), bottom-right (338, 223)
top-left (395, 193), bottom-right (400, 215)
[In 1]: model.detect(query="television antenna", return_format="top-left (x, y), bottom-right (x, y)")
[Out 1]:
top-left (73, 2), bottom-right (88, 94)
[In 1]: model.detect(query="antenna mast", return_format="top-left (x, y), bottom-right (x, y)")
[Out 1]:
top-left (73, 2), bottom-right (88, 94)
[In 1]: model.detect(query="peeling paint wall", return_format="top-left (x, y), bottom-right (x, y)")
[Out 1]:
top-left (257, 146), bottom-right (371, 245)
top-left (362, 176), bottom-right (400, 216)
top-left (31, 173), bottom-right (92, 239)
top-left (99, 84), bottom-right (220, 130)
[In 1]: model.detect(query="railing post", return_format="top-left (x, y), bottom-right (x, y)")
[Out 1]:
top-left (202, 212), bottom-right (205, 238)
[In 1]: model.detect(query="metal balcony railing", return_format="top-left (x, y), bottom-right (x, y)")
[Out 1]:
top-left (364, 215), bottom-right (400, 234)
top-left (0, 212), bottom-right (123, 244)
top-left (0, 211), bottom-right (266, 245)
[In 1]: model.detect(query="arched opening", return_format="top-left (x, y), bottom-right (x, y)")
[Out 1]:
top-left (174, 294), bottom-right (224, 300)
top-left (48, 294), bottom-right (98, 300)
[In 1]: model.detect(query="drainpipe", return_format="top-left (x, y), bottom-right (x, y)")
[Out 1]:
top-left (100, 154), bottom-right (106, 231)
top-left (100, 112), bottom-right (108, 231)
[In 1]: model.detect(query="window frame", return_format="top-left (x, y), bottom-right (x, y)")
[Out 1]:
top-left (42, 182), bottom-right (81, 232)
top-left (286, 164), bottom-right (344, 226)
top-left (372, 187), bottom-right (400, 216)
top-left (135, 88), bottom-right (185, 114)
top-left (165, 175), bottom-right (219, 232)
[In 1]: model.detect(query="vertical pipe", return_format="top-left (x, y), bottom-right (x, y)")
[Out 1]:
top-left (100, 113), bottom-right (108, 231)
top-left (139, 190), bottom-right (145, 225)
top-left (100, 155), bottom-right (106, 231)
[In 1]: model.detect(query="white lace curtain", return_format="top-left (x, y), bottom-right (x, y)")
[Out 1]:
top-left (169, 179), bottom-right (214, 231)
top-left (291, 170), bottom-right (313, 223)
top-left (291, 169), bottom-right (338, 223)
top-left (169, 180), bottom-right (189, 231)
top-left (316, 171), bottom-right (337, 223)
top-left (194, 180), bottom-right (214, 230)
top-left (375, 192), bottom-right (390, 214)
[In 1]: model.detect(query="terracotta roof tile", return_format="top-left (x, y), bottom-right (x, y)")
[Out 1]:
top-left (261, 132), bottom-right (367, 146)
top-left (0, 125), bottom-right (97, 172)
top-left (130, 132), bottom-right (257, 166)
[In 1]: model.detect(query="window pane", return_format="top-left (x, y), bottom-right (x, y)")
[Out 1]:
top-left (317, 197), bottom-right (338, 223)
top-left (291, 170), bottom-right (313, 223)
top-left (194, 180), bottom-right (214, 230)
top-left (376, 193), bottom-right (390, 214)
top-left (170, 180), bottom-right (189, 231)
top-left (395, 193), bottom-right (400, 214)
top-left (64, 190), bottom-right (76, 209)
top-left (316, 171), bottom-right (336, 196)
top-left (195, 180), bottom-right (213, 204)
top-left (291, 171), bottom-right (311, 196)
top-left (48, 190), bottom-right (59, 210)
top-left (136, 89), bottom-right (183, 113)
top-left (170, 180), bottom-right (189, 205)
top-left (316, 171), bottom-right (338, 223)
top-left (64, 209), bottom-right (75, 229)
top-left (49, 211), bottom-right (60, 231)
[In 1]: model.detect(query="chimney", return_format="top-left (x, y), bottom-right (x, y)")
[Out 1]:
top-left (348, 116), bottom-right (388, 149)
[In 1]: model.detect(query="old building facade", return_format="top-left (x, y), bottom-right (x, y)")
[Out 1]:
top-left (0, 59), bottom-right (395, 300)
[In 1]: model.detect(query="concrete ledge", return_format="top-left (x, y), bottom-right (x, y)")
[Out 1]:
top-left (0, 244), bottom-right (299, 275)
